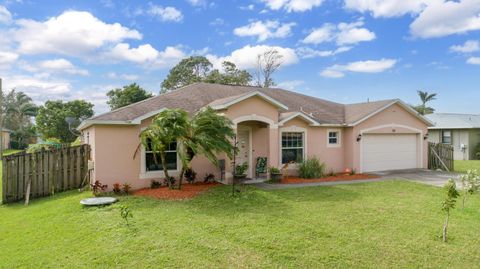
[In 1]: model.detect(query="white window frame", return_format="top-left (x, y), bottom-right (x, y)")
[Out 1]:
top-left (442, 130), bottom-right (452, 144)
top-left (140, 140), bottom-right (182, 179)
top-left (327, 129), bottom-right (341, 148)
top-left (279, 126), bottom-right (307, 166)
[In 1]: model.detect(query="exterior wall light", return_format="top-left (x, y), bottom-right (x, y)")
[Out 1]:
top-left (357, 134), bottom-right (362, 142)
top-left (424, 133), bottom-right (429, 140)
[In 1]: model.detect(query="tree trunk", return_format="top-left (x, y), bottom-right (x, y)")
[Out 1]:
top-left (177, 150), bottom-right (195, 190)
top-left (443, 212), bottom-right (449, 242)
top-left (159, 152), bottom-right (172, 189)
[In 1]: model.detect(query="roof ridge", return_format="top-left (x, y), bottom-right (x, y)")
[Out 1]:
top-left (91, 82), bottom-right (203, 120)
top-left (344, 98), bottom-right (398, 106)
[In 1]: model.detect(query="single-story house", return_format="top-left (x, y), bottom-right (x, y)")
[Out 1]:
top-left (426, 113), bottom-right (480, 160)
top-left (78, 83), bottom-right (432, 189)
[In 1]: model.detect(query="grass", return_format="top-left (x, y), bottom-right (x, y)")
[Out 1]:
top-left (455, 160), bottom-right (480, 173)
top-left (1, 181), bottom-right (479, 268)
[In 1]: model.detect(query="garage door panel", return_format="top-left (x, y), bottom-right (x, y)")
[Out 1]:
top-left (362, 134), bottom-right (418, 172)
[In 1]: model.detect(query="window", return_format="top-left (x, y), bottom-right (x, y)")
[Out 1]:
top-left (281, 132), bottom-right (304, 164)
top-left (328, 131), bottom-right (339, 145)
top-left (145, 140), bottom-right (177, 171)
top-left (442, 130), bottom-right (452, 144)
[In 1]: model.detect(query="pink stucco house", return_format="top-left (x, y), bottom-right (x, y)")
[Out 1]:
top-left (78, 83), bottom-right (433, 189)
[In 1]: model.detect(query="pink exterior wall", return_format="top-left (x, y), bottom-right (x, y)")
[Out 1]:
top-left (280, 118), bottom-right (345, 174)
top-left (84, 98), bottom-right (429, 189)
top-left (347, 103), bottom-right (429, 172)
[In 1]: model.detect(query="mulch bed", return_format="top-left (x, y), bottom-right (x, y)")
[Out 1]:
top-left (280, 173), bottom-right (380, 184)
top-left (133, 182), bottom-right (220, 200)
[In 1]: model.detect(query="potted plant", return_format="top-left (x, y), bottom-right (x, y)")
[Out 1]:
top-left (234, 162), bottom-right (248, 180)
top-left (268, 167), bottom-right (283, 182)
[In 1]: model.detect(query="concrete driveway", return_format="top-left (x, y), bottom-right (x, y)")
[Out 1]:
top-left (372, 169), bottom-right (461, 188)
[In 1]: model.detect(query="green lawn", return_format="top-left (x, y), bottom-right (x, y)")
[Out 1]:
top-left (1, 181), bottom-right (479, 268)
top-left (455, 160), bottom-right (480, 173)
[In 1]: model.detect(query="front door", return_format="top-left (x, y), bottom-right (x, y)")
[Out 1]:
top-left (236, 127), bottom-right (251, 178)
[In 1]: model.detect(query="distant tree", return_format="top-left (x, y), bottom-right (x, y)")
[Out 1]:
top-left (204, 61), bottom-right (252, 86)
top-left (442, 179), bottom-right (459, 242)
top-left (160, 57), bottom-right (252, 93)
top-left (107, 83), bottom-right (153, 110)
top-left (1, 89), bottom-right (37, 148)
top-left (36, 100), bottom-right (94, 142)
top-left (161, 56), bottom-right (212, 93)
top-left (255, 49), bottom-right (283, 88)
top-left (414, 91), bottom-right (437, 115)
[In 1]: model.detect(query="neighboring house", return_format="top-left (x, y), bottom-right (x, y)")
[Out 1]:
top-left (426, 113), bottom-right (480, 160)
top-left (1, 128), bottom-right (11, 150)
top-left (78, 83), bottom-right (432, 189)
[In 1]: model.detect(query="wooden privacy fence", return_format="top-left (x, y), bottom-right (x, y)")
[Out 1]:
top-left (428, 142), bottom-right (454, 172)
top-left (1, 144), bottom-right (90, 204)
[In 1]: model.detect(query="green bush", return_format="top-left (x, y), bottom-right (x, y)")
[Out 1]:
top-left (298, 157), bottom-right (326, 179)
top-left (475, 143), bottom-right (480, 160)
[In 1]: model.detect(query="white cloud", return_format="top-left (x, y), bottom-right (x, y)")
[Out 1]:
top-left (147, 5), bottom-right (183, 22)
top-left (321, 58), bottom-right (397, 78)
top-left (467, 57), bottom-right (480, 65)
top-left (302, 21), bottom-right (375, 45)
top-left (344, 0), bottom-right (427, 18)
top-left (2, 76), bottom-right (72, 101)
top-left (302, 24), bottom-right (335, 44)
top-left (107, 72), bottom-right (139, 81)
top-left (0, 5), bottom-right (12, 24)
top-left (106, 43), bottom-right (185, 68)
top-left (107, 43), bottom-right (159, 63)
top-left (277, 80), bottom-right (305, 90)
top-left (240, 4), bottom-right (255, 10)
top-left (0, 51), bottom-right (19, 67)
top-left (296, 46), bottom-right (351, 58)
top-left (207, 45), bottom-right (298, 70)
top-left (187, 0), bottom-right (207, 7)
top-left (234, 20), bottom-right (295, 41)
top-left (450, 40), bottom-right (480, 53)
top-left (13, 10), bottom-right (142, 56)
top-left (261, 0), bottom-right (323, 12)
top-left (410, 0), bottom-right (480, 38)
top-left (151, 46), bottom-right (186, 68)
top-left (320, 69), bottom-right (345, 78)
top-left (38, 58), bottom-right (89, 76)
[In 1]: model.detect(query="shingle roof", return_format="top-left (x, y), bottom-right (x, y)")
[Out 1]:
top-left (344, 99), bottom-right (397, 124)
top-left (426, 113), bottom-right (480, 129)
top-left (84, 82), bottom-right (419, 128)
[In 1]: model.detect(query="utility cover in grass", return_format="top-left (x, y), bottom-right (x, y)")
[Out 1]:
top-left (80, 197), bottom-right (118, 206)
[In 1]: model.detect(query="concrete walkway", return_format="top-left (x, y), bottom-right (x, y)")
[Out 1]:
top-left (254, 169), bottom-right (462, 190)
top-left (372, 169), bottom-right (461, 187)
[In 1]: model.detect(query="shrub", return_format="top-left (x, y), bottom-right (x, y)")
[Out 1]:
top-left (268, 166), bottom-right (281, 174)
top-left (460, 170), bottom-right (480, 208)
top-left (150, 180), bottom-right (162, 189)
top-left (204, 173), bottom-right (215, 183)
top-left (298, 157), bottom-right (326, 179)
top-left (475, 143), bottom-right (480, 159)
top-left (235, 162), bottom-right (248, 176)
top-left (113, 183), bottom-right (122, 194)
top-left (327, 169), bottom-right (336, 177)
top-left (185, 168), bottom-right (197, 184)
top-left (122, 183), bottom-right (132, 194)
top-left (90, 180), bottom-right (108, 196)
top-left (164, 176), bottom-right (176, 187)
top-left (442, 179), bottom-right (460, 242)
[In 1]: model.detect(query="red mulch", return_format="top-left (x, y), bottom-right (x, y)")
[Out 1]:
top-left (133, 182), bottom-right (219, 200)
top-left (280, 173), bottom-right (379, 184)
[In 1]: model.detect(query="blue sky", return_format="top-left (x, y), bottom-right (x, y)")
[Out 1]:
top-left (0, 0), bottom-right (479, 114)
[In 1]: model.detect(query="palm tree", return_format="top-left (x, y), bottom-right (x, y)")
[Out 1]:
top-left (2, 90), bottom-right (37, 147)
top-left (139, 109), bottom-right (189, 189)
top-left (415, 90), bottom-right (437, 115)
top-left (177, 107), bottom-right (235, 189)
top-left (139, 108), bottom-right (235, 190)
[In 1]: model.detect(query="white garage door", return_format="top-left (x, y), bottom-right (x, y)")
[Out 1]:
top-left (362, 134), bottom-right (419, 172)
